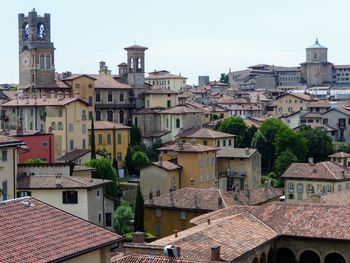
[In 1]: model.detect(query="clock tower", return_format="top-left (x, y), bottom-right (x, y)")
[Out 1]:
top-left (18, 9), bottom-right (55, 92)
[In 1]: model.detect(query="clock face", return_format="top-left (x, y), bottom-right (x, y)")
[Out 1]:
top-left (22, 56), bottom-right (29, 67)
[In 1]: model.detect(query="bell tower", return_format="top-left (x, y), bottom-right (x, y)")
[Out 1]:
top-left (18, 9), bottom-right (55, 91)
top-left (124, 45), bottom-right (148, 108)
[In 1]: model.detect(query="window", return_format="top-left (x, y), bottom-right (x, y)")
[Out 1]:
top-left (2, 150), bottom-right (7, 161)
top-left (107, 134), bottom-right (112, 145)
top-left (108, 111), bottom-right (113, 122)
top-left (62, 191), bottom-right (78, 204)
top-left (98, 213), bottom-right (102, 223)
top-left (203, 140), bottom-right (208, 146)
top-left (228, 139), bottom-right (232, 146)
top-left (223, 140), bottom-right (226, 147)
top-left (82, 139), bottom-right (86, 149)
top-left (68, 123), bottom-right (74, 132)
top-left (180, 210), bottom-right (187, 220)
top-left (167, 100), bottom-right (171, 107)
top-left (175, 118), bottom-right (180, 128)
top-left (97, 190), bottom-right (100, 196)
top-left (105, 213), bottom-right (112, 227)
top-left (1, 181), bottom-right (8, 200)
top-left (96, 110), bottom-right (101, 121)
top-left (58, 122), bottom-right (63, 130)
top-left (39, 54), bottom-right (45, 68)
top-left (69, 140), bottom-right (74, 150)
top-left (155, 224), bottom-right (162, 237)
top-left (17, 191), bottom-right (31, 197)
top-left (98, 134), bottom-right (103, 145)
top-left (297, 183), bottom-right (303, 193)
top-left (88, 96), bottom-right (93, 105)
top-left (288, 182), bottom-right (294, 193)
top-left (108, 91), bottom-right (113, 102)
top-left (199, 159), bottom-right (204, 168)
top-left (117, 152), bottom-right (122, 161)
top-left (119, 93), bottom-right (124, 102)
top-left (96, 91), bottom-right (101, 102)
top-left (58, 109), bottom-right (63, 117)
top-left (216, 141), bottom-right (220, 147)
top-left (88, 84), bottom-right (93, 89)
top-left (88, 111), bottom-right (93, 120)
top-left (51, 121), bottom-right (56, 130)
top-left (45, 54), bottom-right (51, 69)
top-left (82, 123), bottom-right (86, 134)
top-left (117, 133), bottom-right (122, 144)
top-left (338, 184), bottom-right (342, 191)
top-left (155, 208), bottom-right (162, 218)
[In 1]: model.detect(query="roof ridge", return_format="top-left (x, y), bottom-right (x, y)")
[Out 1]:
top-left (322, 162), bottom-right (339, 179)
top-left (218, 189), bottom-right (227, 208)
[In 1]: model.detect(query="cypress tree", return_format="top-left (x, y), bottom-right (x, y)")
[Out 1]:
top-left (90, 117), bottom-right (96, 160)
top-left (134, 183), bottom-right (144, 232)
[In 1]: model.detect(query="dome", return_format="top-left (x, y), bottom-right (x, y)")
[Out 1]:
top-left (307, 38), bottom-right (326, 49)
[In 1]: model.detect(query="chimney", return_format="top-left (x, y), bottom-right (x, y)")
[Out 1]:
top-left (169, 190), bottom-right (175, 206)
top-left (308, 157), bottom-right (314, 164)
top-left (156, 188), bottom-right (161, 196)
top-left (42, 92), bottom-right (47, 101)
top-left (55, 173), bottom-right (63, 188)
top-left (50, 90), bottom-right (55, 98)
top-left (194, 192), bottom-right (199, 209)
top-left (245, 147), bottom-right (250, 155)
top-left (159, 154), bottom-right (163, 166)
top-left (65, 91), bottom-right (71, 98)
top-left (207, 218), bottom-right (211, 225)
top-left (190, 177), bottom-right (194, 188)
top-left (174, 230), bottom-right (178, 238)
top-left (132, 231), bottom-right (144, 243)
top-left (218, 197), bottom-right (223, 208)
top-left (149, 190), bottom-right (153, 201)
top-left (176, 247), bottom-right (181, 257)
top-left (211, 246), bottom-right (221, 261)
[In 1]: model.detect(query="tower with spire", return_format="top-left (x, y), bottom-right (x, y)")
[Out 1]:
top-left (300, 38), bottom-right (333, 86)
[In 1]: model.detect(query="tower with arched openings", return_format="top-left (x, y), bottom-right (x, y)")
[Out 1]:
top-left (18, 9), bottom-right (55, 93)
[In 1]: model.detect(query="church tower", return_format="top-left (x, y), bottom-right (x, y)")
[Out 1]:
top-left (18, 9), bottom-right (55, 92)
top-left (300, 38), bottom-right (333, 86)
top-left (124, 45), bottom-right (148, 108)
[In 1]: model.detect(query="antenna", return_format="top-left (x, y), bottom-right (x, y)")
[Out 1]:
top-left (33, 0), bottom-right (36, 10)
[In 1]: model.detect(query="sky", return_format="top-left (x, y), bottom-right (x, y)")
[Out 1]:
top-left (1, 0), bottom-right (350, 85)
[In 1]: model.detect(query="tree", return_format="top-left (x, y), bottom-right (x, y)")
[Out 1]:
top-left (298, 126), bottom-right (333, 162)
top-left (274, 128), bottom-right (307, 162)
top-left (333, 141), bottom-right (350, 154)
top-left (132, 151), bottom-right (149, 176)
top-left (147, 139), bottom-right (163, 161)
top-left (216, 116), bottom-right (247, 147)
top-left (219, 73), bottom-right (229, 84)
top-left (25, 158), bottom-right (47, 164)
top-left (114, 201), bottom-right (134, 235)
top-left (244, 125), bottom-right (258, 148)
top-left (134, 184), bottom-right (144, 232)
top-left (90, 117), bottom-right (96, 160)
top-left (125, 146), bottom-right (135, 176)
top-left (96, 148), bottom-right (110, 159)
top-left (85, 157), bottom-right (119, 203)
top-left (274, 150), bottom-right (298, 181)
top-left (130, 126), bottom-right (142, 146)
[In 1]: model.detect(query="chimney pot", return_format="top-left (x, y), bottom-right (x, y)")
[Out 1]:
top-left (132, 231), bottom-right (144, 243)
top-left (207, 218), bottom-right (211, 225)
top-left (174, 230), bottom-right (178, 238)
top-left (211, 246), bottom-right (221, 261)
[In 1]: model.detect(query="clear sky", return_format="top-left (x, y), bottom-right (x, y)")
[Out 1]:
top-left (1, 0), bottom-right (350, 85)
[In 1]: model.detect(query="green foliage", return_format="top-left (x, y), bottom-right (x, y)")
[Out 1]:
top-left (273, 150), bottom-right (298, 182)
top-left (96, 148), bottom-right (110, 159)
top-left (132, 151), bottom-right (149, 174)
top-left (85, 157), bottom-right (119, 203)
top-left (114, 201), bottom-right (134, 235)
top-left (219, 73), bottom-right (229, 84)
top-left (147, 139), bottom-right (163, 161)
top-left (274, 128), bottom-right (307, 162)
top-left (297, 126), bottom-right (333, 162)
top-left (125, 146), bottom-right (135, 175)
top-left (124, 232), bottom-right (156, 242)
top-left (216, 116), bottom-right (248, 147)
top-left (90, 117), bottom-right (96, 160)
top-left (333, 141), bottom-right (350, 154)
top-left (130, 126), bottom-right (142, 146)
top-left (9, 84), bottom-right (18, 91)
top-left (25, 158), bottom-right (47, 164)
top-left (134, 184), bottom-right (145, 232)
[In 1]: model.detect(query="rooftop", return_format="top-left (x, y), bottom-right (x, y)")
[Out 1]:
top-left (0, 135), bottom-right (23, 147)
top-left (59, 148), bottom-right (91, 162)
top-left (177, 128), bottom-right (235, 139)
top-left (152, 160), bottom-right (182, 171)
top-left (92, 121), bottom-right (131, 130)
top-left (160, 105), bottom-right (204, 114)
top-left (1, 97), bottom-right (88, 107)
top-left (0, 197), bottom-right (122, 263)
top-left (217, 147), bottom-right (258, 158)
top-left (329, 151), bottom-right (350, 158)
top-left (307, 38), bottom-right (327, 49)
top-left (158, 142), bottom-right (219, 153)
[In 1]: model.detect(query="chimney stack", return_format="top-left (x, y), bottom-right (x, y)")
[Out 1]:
top-left (207, 218), bottom-right (211, 225)
top-left (218, 197), bottom-right (223, 208)
top-left (211, 246), bottom-right (221, 261)
top-left (245, 147), bottom-right (250, 156)
top-left (174, 230), bottom-right (178, 238)
top-left (190, 177), bottom-right (194, 188)
top-left (132, 231), bottom-right (144, 243)
top-left (309, 157), bottom-right (314, 164)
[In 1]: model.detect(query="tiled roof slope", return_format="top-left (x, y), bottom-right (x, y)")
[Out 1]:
top-left (59, 148), bottom-right (90, 162)
top-left (93, 121), bottom-right (131, 130)
top-left (0, 197), bottom-right (122, 263)
top-left (320, 190), bottom-right (350, 205)
top-left (17, 175), bottom-right (111, 189)
top-left (112, 254), bottom-right (215, 263)
top-left (281, 161), bottom-right (350, 180)
top-left (158, 142), bottom-right (219, 153)
top-left (177, 128), bottom-right (235, 139)
top-left (0, 135), bottom-right (23, 146)
top-left (152, 213), bottom-right (278, 262)
top-left (329, 151), bottom-right (350, 158)
top-left (152, 160), bottom-right (182, 171)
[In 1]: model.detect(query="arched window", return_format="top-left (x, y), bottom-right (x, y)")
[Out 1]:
top-left (96, 110), bottom-right (101, 121)
top-left (129, 58), bottom-right (134, 71)
top-left (175, 118), bottom-right (180, 128)
top-left (107, 111), bottom-right (113, 122)
top-left (58, 122), bottom-right (63, 131)
top-left (325, 252), bottom-right (346, 263)
top-left (39, 54), bottom-right (45, 69)
top-left (260, 253), bottom-right (266, 263)
top-left (267, 248), bottom-right (274, 263)
top-left (37, 23), bottom-right (45, 39)
top-left (51, 122), bottom-right (56, 130)
top-left (45, 54), bottom-right (51, 69)
top-left (119, 110), bottom-right (124, 124)
top-left (23, 23), bottom-right (29, 40)
top-left (299, 250), bottom-right (320, 263)
top-left (276, 248), bottom-right (296, 263)
top-left (137, 57), bottom-right (142, 70)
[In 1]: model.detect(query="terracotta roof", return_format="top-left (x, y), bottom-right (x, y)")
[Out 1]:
top-left (0, 197), bottom-right (122, 263)
top-left (318, 190), bottom-right (350, 205)
top-left (1, 97), bottom-right (88, 107)
top-left (160, 105), bottom-right (204, 114)
top-left (301, 112), bottom-right (322, 118)
top-left (329, 151), bottom-right (350, 158)
top-left (0, 135), bottom-right (23, 147)
top-left (152, 212), bottom-right (278, 262)
top-left (217, 147), bottom-right (258, 158)
top-left (158, 142), bottom-right (219, 153)
top-left (73, 165), bottom-right (95, 172)
top-left (147, 72), bottom-right (187, 80)
top-left (89, 74), bottom-right (131, 89)
top-left (92, 121), bottom-right (131, 130)
top-left (308, 100), bottom-right (330, 108)
top-left (146, 87), bottom-right (179, 94)
top-left (60, 74), bottom-right (96, 81)
top-left (17, 175), bottom-right (112, 189)
top-left (152, 161), bottom-right (182, 171)
top-left (35, 80), bottom-right (70, 89)
top-left (277, 93), bottom-right (315, 101)
top-left (145, 187), bottom-right (283, 210)
top-left (112, 254), bottom-right (213, 263)
top-left (59, 148), bottom-right (91, 162)
top-left (177, 128), bottom-right (235, 139)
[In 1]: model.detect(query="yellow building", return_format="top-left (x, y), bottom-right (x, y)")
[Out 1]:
top-left (62, 74), bottom-right (96, 107)
top-left (1, 96), bottom-right (93, 159)
top-left (90, 121), bottom-right (131, 168)
top-left (275, 93), bottom-right (316, 116)
top-left (216, 147), bottom-right (261, 191)
top-left (145, 70), bottom-right (187, 92)
top-left (144, 88), bottom-right (179, 109)
top-left (0, 135), bottom-right (23, 201)
top-left (176, 127), bottom-right (235, 147)
top-left (150, 142), bottom-right (218, 191)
